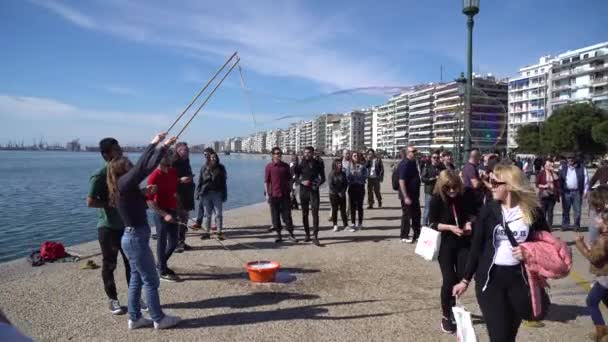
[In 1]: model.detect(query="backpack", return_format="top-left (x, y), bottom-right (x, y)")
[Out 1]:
top-left (40, 241), bottom-right (67, 261)
top-left (392, 167), bottom-right (400, 191)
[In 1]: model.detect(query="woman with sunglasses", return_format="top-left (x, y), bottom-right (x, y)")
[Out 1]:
top-left (428, 170), bottom-right (474, 334)
top-left (346, 152), bottom-right (368, 231)
top-left (453, 164), bottom-right (550, 342)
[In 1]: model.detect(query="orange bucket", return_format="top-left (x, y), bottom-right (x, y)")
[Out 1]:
top-left (245, 261), bottom-right (281, 283)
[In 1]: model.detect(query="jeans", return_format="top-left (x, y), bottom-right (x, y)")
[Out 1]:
top-left (300, 186), bottom-right (320, 237)
top-left (98, 228), bottom-right (130, 300)
top-left (562, 190), bottom-right (582, 228)
top-left (176, 209), bottom-right (189, 245)
top-left (422, 192), bottom-right (433, 226)
top-left (588, 282), bottom-right (608, 325)
top-left (202, 191), bottom-right (223, 232)
top-left (367, 178), bottom-right (382, 207)
top-left (121, 225), bottom-right (164, 322)
top-left (154, 211), bottom-right (178, 273)
top-left (399, 194), bottom-right (421, 240)
top-left (195, 197), bottom-right (205, 225)
top-left (269, 196), bottom-right (294, 236)
top-left (541, 197), bottom-right (556, 228)
top-left (476, 265), bottom-right (530, 342)
top-left (329, 193), bottom-right (348, 227)
top-left (348, 184), bottom-right (365, 225)
top-left (438, 242), bottom-right (469, 319)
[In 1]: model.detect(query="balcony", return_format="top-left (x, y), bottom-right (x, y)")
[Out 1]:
top-left (409, 108), bottom-right (432, 116)
top-left (409, 115), bottom-right (432, 123)
top-left (434, 94), bottom-right (460, 104)
top-left (409, 102), bottom-right (432, 110)
top-left (410, 122), bottom-right (432, 130)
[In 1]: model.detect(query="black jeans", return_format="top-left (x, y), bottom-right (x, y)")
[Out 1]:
top-left (399, 195), bottom-right (421, 240)
top-left (176, 209), bottom-right (189, 245)
top-left (367, 178), bottom-right (382, 207)
top-left (329, 193), bottom-right (348, 227)
top-left (438, 241), bottom-right (469, 318)
top-left (476, 265), bottom-right (530, 342)
top-left (270, 196), bottom-right (294, 236)
top-left (98, 227), bottom-right (130, 301)
top-left (541, 196), bottom-right (556, 228)
top-left (300, 186), bottom-right (320, 237)
top-left (154, 211), bottom-right (178, 273)
top-left (348, 184), bottom-right (365, 225)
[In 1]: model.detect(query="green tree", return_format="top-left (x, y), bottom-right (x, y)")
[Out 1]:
top-left (515, 123), bottom-right (542, 154)
top-left (540, 103), bottom-right (607, 157)
top-left (592, 120), bottom-right (608, 147)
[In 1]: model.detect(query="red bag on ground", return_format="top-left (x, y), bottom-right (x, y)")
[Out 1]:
top-left (40, 241), bottom-right (67, 260)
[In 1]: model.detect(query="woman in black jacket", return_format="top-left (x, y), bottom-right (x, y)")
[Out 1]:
top-left (198, 151), bottom-right (228, 240)
top-left (428, 170), bottom-right (474, 334)
top-left (453, 164), bottom-right (551, 342)
top-left (107, 132), bottom-right (181, 330)
top-left (328, 159), bottom-right (349, 231)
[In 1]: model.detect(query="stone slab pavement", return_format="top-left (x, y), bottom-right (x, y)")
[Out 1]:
top-left (0, 166), bottom-right (602, 342)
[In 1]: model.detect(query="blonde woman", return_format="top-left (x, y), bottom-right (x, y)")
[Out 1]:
top-left (453, 164), bottom-right (550, 342)
top-left (428, 170), bottom-right (474, 334)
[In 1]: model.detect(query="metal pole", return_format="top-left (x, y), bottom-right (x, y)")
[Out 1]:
top-left (176, 57), bottom-right (241, 138)
top-left (167, 51), bottom-right (238, 132)
top-left (464, 14), bottom-right (474, 160)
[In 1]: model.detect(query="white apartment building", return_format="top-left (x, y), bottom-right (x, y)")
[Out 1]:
top-left (241, 135), bottom-right (254, 153)
top-left (339, 111), bottom-right (365, 152)
top-left (230, 138), bottom-right (242, 153)
top-left (252, 131), bottom-right (266, 153)
top-left (407, 86), bottom-right (436, 154)
top-left (393, 93), bottom-right (409, 155)
top-left (508, 41), bottom-right (608, 149)
top-left (363, 109), bottom-right (374, 150)
top-left (265, 129), bottom-right (281, 151)
top-left (312, 115), bottom-right (328, 153)
top-left (374, 101), bottom-right (396, 156)
top-left (326, 115), bottom-right (342, 155)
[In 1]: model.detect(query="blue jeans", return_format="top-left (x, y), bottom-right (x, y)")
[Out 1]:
top-left (202, 191), bottom-right (223, 232)
top-left (154, 212), bottom-right (178, 273)
top-left (121, 225), bottom-right (165, 322)
top-left (587, 282), bottom-right (608, 325)
top-left (195, 198), bottom-right (205, 225)
top-left (422, 192), bottom-right (432, 226)
top-left (561, 190), bottom-right (582, 227)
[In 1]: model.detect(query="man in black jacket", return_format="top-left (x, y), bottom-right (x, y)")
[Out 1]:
top-left (421, 150), bottom-right (441, 226)
top-left (295, 146), bottom-right (326, 245)
top-left (366, 149), bottom-right (384, 209)
top-left (171, 142), bottom-right (196, 252)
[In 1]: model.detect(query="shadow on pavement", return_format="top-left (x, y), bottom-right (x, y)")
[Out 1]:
top-left (176, 299), bottom-right (395, 329)
top-left (165, 292), bottom-right (320, 310)
top-left (543, 303), bottom-right (589, 322)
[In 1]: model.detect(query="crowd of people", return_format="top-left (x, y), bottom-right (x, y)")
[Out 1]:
top-left (85, 131), bottom-right (608, 340)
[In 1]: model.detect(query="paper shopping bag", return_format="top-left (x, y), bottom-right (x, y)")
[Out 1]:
top-left (414, 226), bottom-right (441, 261)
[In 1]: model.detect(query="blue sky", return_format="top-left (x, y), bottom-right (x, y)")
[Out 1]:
top-left (1, 0), bottom-right (606, 146)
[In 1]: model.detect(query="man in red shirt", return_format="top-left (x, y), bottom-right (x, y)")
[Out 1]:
top-left (265, 147), bottom-right (298, 243)
top-left (147, 156), bottom-right (181, 282)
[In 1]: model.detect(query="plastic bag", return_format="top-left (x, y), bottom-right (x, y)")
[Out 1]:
top-left (414, 226), bottom-right (441, 261)
top-left (452, 304), bottom-right (477, 342)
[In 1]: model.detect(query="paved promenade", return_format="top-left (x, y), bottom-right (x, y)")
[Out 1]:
top-left (0, 167), bottom-right (601, 341)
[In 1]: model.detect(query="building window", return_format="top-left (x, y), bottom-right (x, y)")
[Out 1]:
top-left (584, 53), bottom-right (589, 59)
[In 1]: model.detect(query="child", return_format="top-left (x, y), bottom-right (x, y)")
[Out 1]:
top-left (575, 185), bottom-right (608, 341)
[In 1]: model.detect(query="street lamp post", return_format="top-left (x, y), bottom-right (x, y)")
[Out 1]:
top-left (456, 73), bottom-right (467, 168)
top-left (462, 0), bottom-right (479, 162)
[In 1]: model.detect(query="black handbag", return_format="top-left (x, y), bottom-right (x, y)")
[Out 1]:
top-left (502, 216), bottom-right (551, 320)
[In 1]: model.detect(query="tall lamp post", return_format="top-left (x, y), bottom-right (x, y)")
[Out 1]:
top-left (462, 0), bottom-right (479, 160)
top-left (456, 73), bottom-right (467, 168)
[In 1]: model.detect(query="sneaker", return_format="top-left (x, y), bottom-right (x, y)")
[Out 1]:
top-left (287, 233), bottom-right (298, 243)
top-left (109, 299), bottom-right (125, 315)
top-left (441, 318), bottom-right (456, 334)
top-left (190, 223), bottom-right (202, 230)
top-left (154, 314), bottom-right (181, 330)
top-left (378, 202), bottom-right (382, 208)
top-left (200, 232), bottom-right (211, 240)
top-left (304, 236), bottom-right (312, 242)
top-left (268, 226), bottom-right (276, 232)
top-left (174, 244), bottom-right (185, 253)
top-left (367, 205), bottom-right (373, 209)
top-left (216, 232), bottom-right (225, 241)
top-left (346, 224), bottom-right (357, 232)
top-left (140, 299), bottom-right (149, 312)
top-left (312, 238), bottom-right (321, 246)
top-left (405, 238), bottom-right (414, 244)
top-left (165, 268), bottom-right (176, 276)
top-left (275, 237), bottom-right (283, 243)
top-left (160, 272), bottom-right (180, 282)
top-left (400, 239), bottom-right (408, 243)
top-left (333, 225), bottom-right (339, 232)
top-left (183, 243), bottom-right (193, 251)
top-left (129, 316), bottom-right (153, 330)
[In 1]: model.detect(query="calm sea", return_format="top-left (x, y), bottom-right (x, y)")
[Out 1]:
top-left (0, 151), bottom-right (271, 263)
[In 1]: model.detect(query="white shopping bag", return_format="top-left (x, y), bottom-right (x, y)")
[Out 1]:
top-left (452, 305), bottom-right (477, 342)
top-left (414, 226), bottom-right (441, 261)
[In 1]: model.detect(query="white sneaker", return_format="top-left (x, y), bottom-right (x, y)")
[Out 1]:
top-left (405, 238), bottom-right (414, 244)
top-left (128, 317), bottom-right (153, 330)
top-left (400, 239), bottom-right (407, 243)
top-left (346, 224), bottom-right (357, 232)
top-left (333, 225), bottom-right (339, 232)
top-left (154, 314), bottom-right (181, 330)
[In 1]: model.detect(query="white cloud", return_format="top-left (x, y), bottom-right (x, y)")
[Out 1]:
top-left (31, 0), bottom-right (401, 89)
top-left (102, 85), bottom-right (137, 96)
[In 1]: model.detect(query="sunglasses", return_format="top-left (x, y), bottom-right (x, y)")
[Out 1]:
top-left (273, 152), bottom-right (282, 156)
top-left (431, 156), bottom-right (439, 159)
top-left (443, 187), bottom-right (457, 193)
top-left (490, 179), bottom-right (507, 188)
